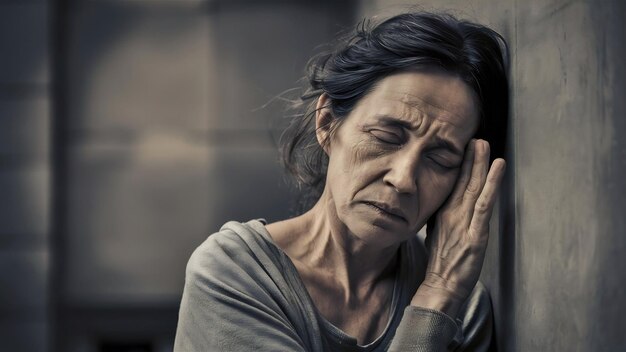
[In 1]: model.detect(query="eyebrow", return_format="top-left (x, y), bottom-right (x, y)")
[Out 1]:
top-left (376, 115), bottom-right (416, 129)
top-left (375, 115), bottom-right (464, 156)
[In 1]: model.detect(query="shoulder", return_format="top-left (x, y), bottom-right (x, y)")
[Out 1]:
top-left (175, 220), bottom-right (314, 351)
top-left (184, 219), bottom-right (281, 295)
top-left (186, 221), bottom-right (250, 276)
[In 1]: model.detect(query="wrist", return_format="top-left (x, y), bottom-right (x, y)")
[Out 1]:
top-left (410, 284), bottom-right (465, 319)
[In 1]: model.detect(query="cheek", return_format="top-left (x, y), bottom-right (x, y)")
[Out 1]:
top-left (341, 139), bottom-right (382, 181)
top-left (350, 138), bottom-right (385, 165)
top-left (417, 169), bottom-right (460, 217)
top-left (326, 141), bottom-right (369, 195)
top-left (330, 140), bottom-right (385, 204)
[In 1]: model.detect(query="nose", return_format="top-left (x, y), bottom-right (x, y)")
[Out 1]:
top-left (383, 148), bottom-right (420, 194)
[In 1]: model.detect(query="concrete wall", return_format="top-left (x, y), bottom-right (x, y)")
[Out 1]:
top-left (359, 1), bottom-right (626, 350)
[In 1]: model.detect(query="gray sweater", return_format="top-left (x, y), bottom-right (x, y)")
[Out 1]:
top-left (174, 219), bottom-right (492, 351)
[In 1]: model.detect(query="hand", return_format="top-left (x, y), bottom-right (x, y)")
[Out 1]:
top-left (410, 139), bottom-right (506, 318)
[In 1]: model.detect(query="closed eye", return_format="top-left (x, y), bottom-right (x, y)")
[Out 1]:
top-left (370, 130), bottom-right (403, 145)
top-left (428, 155), bottom-right (460, 170)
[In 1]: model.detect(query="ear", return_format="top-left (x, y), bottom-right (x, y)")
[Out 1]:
top-left (315, 93), bottom-right (336, 155)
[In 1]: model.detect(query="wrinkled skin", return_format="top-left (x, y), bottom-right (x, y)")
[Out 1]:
top-left (319, 70), bottom-right (480, 248)
top-left (265, 70), bottom-right (506, 342)
top-left (315, 70), bottom-right (506, 316)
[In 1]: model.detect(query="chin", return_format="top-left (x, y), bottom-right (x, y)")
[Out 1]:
top-left (349, 215), bottom-right (412, 246)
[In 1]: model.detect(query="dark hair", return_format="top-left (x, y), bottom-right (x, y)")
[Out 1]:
top-left (280, 11), bottom-right (509, 213)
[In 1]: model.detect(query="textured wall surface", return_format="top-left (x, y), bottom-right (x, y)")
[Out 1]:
top-left (510, 1), bottom-right (626, 350)
top-left (360, 1), bottom-right (626, 350)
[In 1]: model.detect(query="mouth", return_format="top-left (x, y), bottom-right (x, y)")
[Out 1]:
top-left (363, 201), bottom-right (407, 223)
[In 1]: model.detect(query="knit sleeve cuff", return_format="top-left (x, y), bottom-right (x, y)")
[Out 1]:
top-left (388, 306), bottom-right (459, 352)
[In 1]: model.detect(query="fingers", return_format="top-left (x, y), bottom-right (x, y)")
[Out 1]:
top-left (439, 138), bottom-right (501, 243)
top-left (448, 139), bottom-right (477, 204)
top-left (464, 140), bottom-right (490, 202)
top-left (449, 139), bottom-right (490, 208)
top-left (468, 158), bottom-right (506, 241)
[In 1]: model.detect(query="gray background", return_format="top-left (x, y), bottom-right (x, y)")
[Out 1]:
top-left (0, 0), bottom-right (624, 351)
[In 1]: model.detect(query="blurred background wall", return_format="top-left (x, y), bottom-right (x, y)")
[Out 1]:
top-left (0, 0), bottom-right (624, 351)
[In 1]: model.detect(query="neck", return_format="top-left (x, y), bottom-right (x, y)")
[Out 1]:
top-left (293, 189), bottom-right (400, 296)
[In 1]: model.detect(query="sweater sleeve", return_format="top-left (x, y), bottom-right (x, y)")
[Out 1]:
top-left (173, 232), bottom-right (309, 352)
top-left (388, 282), bottom-right (493, 352)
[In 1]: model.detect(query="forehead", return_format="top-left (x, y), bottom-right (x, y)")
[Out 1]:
top-left (351, 71), bottom-right (479, 134)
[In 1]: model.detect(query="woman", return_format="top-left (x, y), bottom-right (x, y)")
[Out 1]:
top-left (174, 11), bottom-right (508, 352)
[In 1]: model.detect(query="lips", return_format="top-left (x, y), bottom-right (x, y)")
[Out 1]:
top-left (363, 201), bottom-right (406, 222)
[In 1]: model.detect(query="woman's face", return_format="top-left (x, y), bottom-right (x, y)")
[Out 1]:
top-left (319, 70), bottom-right (480, 247)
